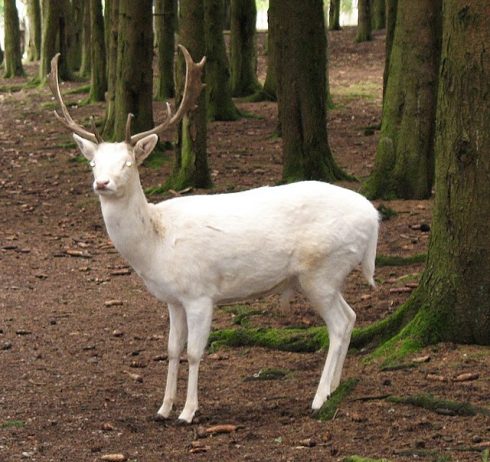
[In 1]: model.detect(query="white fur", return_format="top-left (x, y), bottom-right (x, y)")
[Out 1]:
top-left (74, 134), bottom-right (380, 423)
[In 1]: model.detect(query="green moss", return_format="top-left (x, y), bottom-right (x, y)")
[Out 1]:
top-left (376, 204), bottom-right (398, 220)
top-left (63, 84), bottom-right (91, 95)
top-left (221, 304), bottom-right (264, 327)
top-left (208, 326), bottom-right (328, 353)
top-left (314, 378), bottom-right (359, 421)
top-left (387, 393), bottom-right (490, 417)
top-left (0, 420), bottom-right (25, 429)
top-left (482, 449), bottom-right (489, 462)
top-left (333, 82), bottom-right (380, 101)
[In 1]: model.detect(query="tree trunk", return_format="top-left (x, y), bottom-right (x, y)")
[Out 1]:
top-left (0, 42), bottom-right (3, 66)
top-left (273, 0), bottom-right (348, 183)
top-left (26, 0), bottom-right (42, 62)
top-left (328, 0), bottom-right (341, 31)
top-left (69, 0), bottom-right (83, 70)
top-left (383, 0), bottom-right (398, 98)
top-left (102, 0), bottom-right (119, 139)
top-left (89, 0), bottom-right (107, 102)
top-left (261, 5), bottom-right (277, 101)
top-left (364, 0), bottom-right (441, 200)
top-left (204, 0), bottom-right (240, 120)
top-left (223, 0), bottom-right (231, 30)
top-left (155, 0), bottom-right (177, 100)
top-left (371, 0), bottom-right (385, 30)
top-left (230, 0), bottom-right (261, 96)
top-left (113, 0), bottom-right (154, 141)
top-left (79, 1), bottom-right (91, 78)
top-left (356, 0), bottom-right (372, 42)
top-left (3, 0), bottom-right (25, 78)
top-left (379, 0), bottom-right (490, 355)
top-left (166, 0), bottom-right (211, 190)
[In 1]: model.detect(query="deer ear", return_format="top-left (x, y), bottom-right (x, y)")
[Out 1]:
top-left (73, 134), bottom-right (97, 160)
top-left (134, 134), bottom-right (159, 166)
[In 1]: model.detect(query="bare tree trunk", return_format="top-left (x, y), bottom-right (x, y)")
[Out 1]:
top-left (3, 0), bottom-right (25, 78)
top-left (356, 0), bottom-right (372, 42)
top-left (328, 0), bottom-right (341, 31)
top-left (230, 0), bottom-right (261, 96)
top-left (113, 0), bottom-right (154, 140)
top-left (383, 0), bottom-right (398, 98)
top-left (204, 0), bottom-right (239, 120)
top-left (26, 0), bottom-right (42, 62)
top-left (79, 1), bottom-right (91, 78)
top-left (155, 0), bottom-right (177, 100)
top-left (371, 0), bottom-right (386, 30)
top-left (273, 0), bottom-right (348, 182)
top-left (89, 0), bottom-right (107, 102)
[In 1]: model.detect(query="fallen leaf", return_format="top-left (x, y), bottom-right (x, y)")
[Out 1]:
top-left (100, 454), bottom-right (126, 461)
top-left (426, 373), bottom-right (447, 382)
top-left (412, 355), bottom-right (431, 363)
top-left (105, 300), bottom-right (123, 307)
top-left (453, 372), bottom-right (479, 382)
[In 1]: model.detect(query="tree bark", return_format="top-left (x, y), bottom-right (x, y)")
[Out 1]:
top-left (89, 0), bottom-right (107, 102)
top-left (69, 0), bottom-right (83, 70)
top-left (371, 0), bottom-right (386, 30)
top-left (166, 0), bottom-right (211, 190)
top-left (356, 0), bottom-right (372, 42)
top-left (230, 0), bottom-right (261, 96)
top-left (0, 42), bottom-right (3, 66)
top-left (273, 0), bottom-right (348, 183)
top-left (26, 0), bottom-right (42, 62)
top-left (328, 0), bottom-right (341, 31)
top-left (261, 5), bottom-right (277, 101)
top-left (3, 0), bottom-right (25, 77)
top-left (113, 0), bottom-right (154, 140)
top-left (364, 0), bottom-right (441, 199)
top-left (79, 1), bottom-right (91, 78)
top-left (39, 0), bottom-right (72, 85)
top-left (155, 0), bottom-right (177, 100)
top-left (102, 0), bottom-right (119, 139)
top-left (377, 0), bottom-right (490, 357)
top-left (383, 0), bottom-right (398, 98)
top-left (204, 0), bottom-right (240, 120)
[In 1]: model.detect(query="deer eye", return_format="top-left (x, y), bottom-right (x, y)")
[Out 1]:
top-left (89, 160), bottom-right (96, 168)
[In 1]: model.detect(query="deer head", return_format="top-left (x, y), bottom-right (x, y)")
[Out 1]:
top-left (48, 46), bottom-right (205, 198)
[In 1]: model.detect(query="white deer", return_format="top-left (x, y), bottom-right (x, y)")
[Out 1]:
top-left (48, 47), bottom-right (379, 424)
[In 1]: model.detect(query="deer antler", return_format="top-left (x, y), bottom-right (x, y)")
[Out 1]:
top-left (129, 45), bottom-right (206, 145)
top-left (47, 53), bottom-right (101, 144)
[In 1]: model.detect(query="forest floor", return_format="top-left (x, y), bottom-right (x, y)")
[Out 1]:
top-left (0, 27), bottom-right (489, 462)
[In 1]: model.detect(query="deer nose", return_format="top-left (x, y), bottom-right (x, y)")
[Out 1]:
top-left (95, 179), bottom-right (110, 190)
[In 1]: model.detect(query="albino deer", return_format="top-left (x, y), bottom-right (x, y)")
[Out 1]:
top-left (48, 46), bottom-right (379, 424)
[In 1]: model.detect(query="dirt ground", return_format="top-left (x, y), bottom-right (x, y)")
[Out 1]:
top-left (1, 28), bottom-right (489, 462)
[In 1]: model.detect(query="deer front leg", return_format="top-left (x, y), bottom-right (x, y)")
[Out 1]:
top-left (178, 298), bottom-right (213, 424)
top-left (157, 303), bottom-right (187, 419)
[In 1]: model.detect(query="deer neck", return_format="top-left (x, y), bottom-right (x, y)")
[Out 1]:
top-left (98, 179), bottom-right (160, 272)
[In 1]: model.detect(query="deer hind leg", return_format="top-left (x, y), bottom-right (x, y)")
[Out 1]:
top-left (178, 298), bottom-right (214, 424)
top-left (299, 268), bottom-right (355, 410)
top-left (157, 303), bottom-right (187, 419)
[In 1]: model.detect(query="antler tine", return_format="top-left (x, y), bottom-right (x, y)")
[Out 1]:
top-left (125, 113), bottom-right (134, 144)
top-left (129, 45), bottom-right (206, 145)
top-left (90, 116), bottom-right (104, 143)
top-left (47, 53), bottom-right (99, 144)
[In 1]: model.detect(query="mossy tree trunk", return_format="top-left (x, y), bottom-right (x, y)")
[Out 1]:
top-left (26, 0), bottom-right (41, 62)
top-left (0, 42), bottom-right (4, 66)
top-left (273, 0), bottom-right (348, 183)
top-left (328, 0), bottom-right (341, 31)
top-left (89, 0), bottom-right (107, 102)
top-left (102, 0), bottom-right (119, 139)
top-left (3, 0), bottom-right (25, 78)
top-left (204, 0), bottom-right (240, 120)
top-left (155, 0), bottom-right (177, 101)
top-left (230, 0), bottom-right (261, 97)
top-left (383, 0), bottom-right (398, 98)
top-left (364, 0), bottom-right (441, 200)
top-left (79, 1), bottom-right (91, 78)
top-left (378, 0), bottom-right (490, 358)
top-left (356, 0), bottom-right (372, 42)
top-left (371, 0), bottom-right (385, 30)
top-left (39, 0), bottom-right (72, 83)
top-left (113, 0), bottom-right (154, 141)
top-left (166, 0), bottom-right (211, 190)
